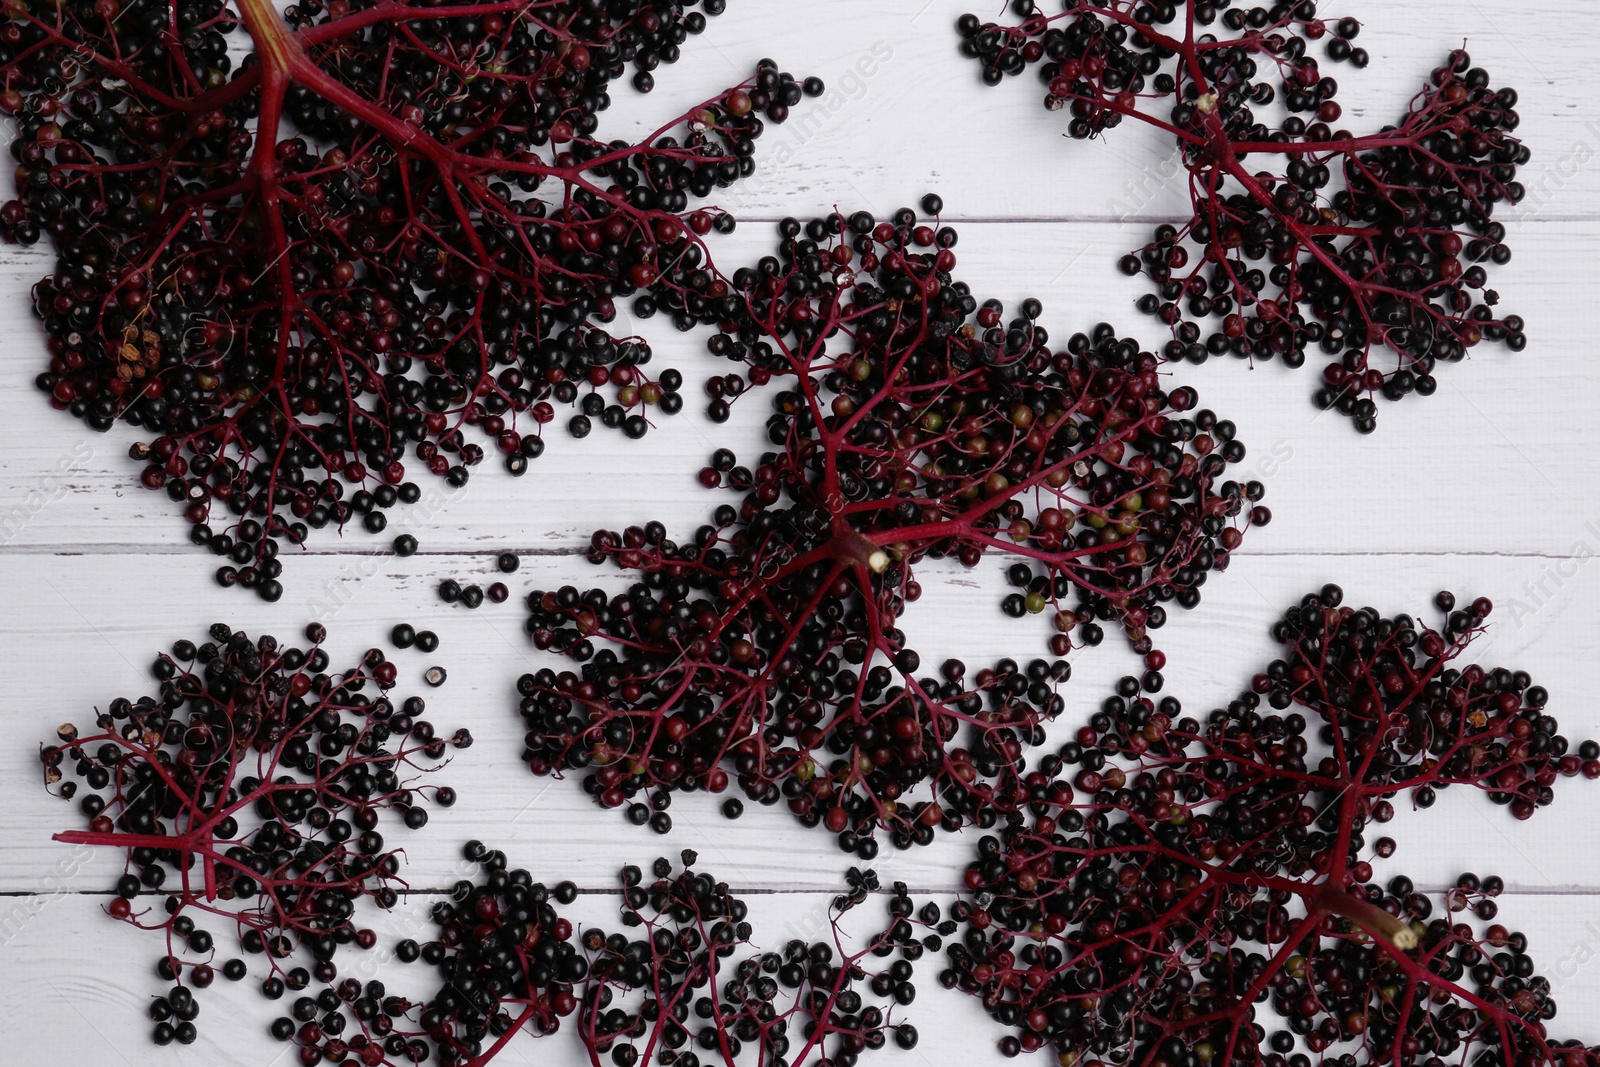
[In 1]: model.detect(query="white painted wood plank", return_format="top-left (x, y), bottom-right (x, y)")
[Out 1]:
top-left (0, 217), bottom-right (1588, 561)
top-left (0, 0), bottom-right (1582, 235)
top-left (5, 549), bottom-right (1600, 893)
top-left (0, 889), bottom-right (999, 1067)
top-left (602, 0), bottom-right (1600, 222)
top-left (2, 886), bottom-right (1598, 1066)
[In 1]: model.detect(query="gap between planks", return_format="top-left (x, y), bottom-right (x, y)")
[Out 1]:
top-left (4, 884), bottom-right (1600, 898)
top-left (1, 545), bottom-right (1593, 560)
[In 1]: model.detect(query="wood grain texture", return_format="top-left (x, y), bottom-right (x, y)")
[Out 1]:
top-left (0, 217), bottom-right (1590, 556)
top-left (4, 885), bottom-right (1599, 1066)
top-left (600, 0), bottom-right (1600, 222)
top-left (5, 549), bottom-right (1600, 895)
top-left (4, 1), bottom-right (1600, 1064)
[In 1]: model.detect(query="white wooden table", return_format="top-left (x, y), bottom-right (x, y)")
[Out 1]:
top-left (4, 1), bottom-right (1600, 1062)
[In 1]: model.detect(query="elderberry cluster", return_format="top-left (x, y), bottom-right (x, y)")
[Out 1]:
top-left (1, 0), bottom-right (819, 593)
top-left (511, 206), bottom-right (1262, 852)
top-left (39, 622), bottom-right (467, 1045)
top-left (959, 3), bottom-right (1528, 429)
top-left (705, 205), bottom-right (1267, 645)
top-left (576, 855), bottom-right (910, 1067)
top-left (286, 847), bottom-right (917, 1067)
top-left (940, 586), bottom-right (1599, 1065)
top-left (276, 841), bottom-right (579, 1066)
